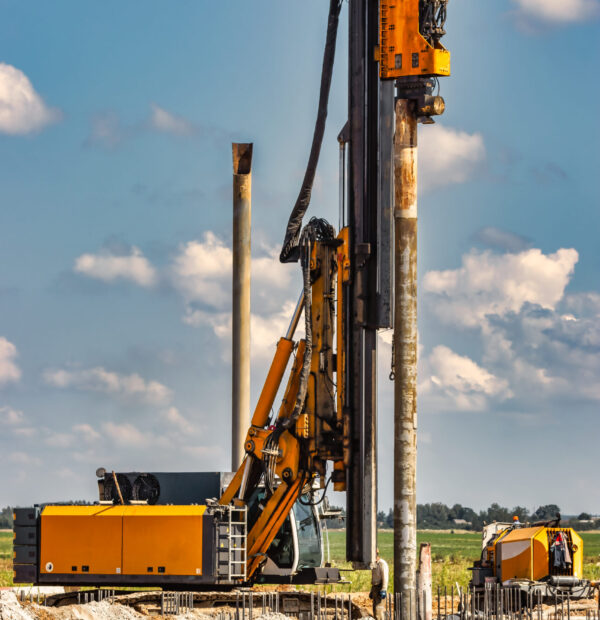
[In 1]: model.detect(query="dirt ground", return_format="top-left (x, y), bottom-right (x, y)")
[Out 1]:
top-left (0, 590), bottom-right (370, 620)
top-left (3, 589), bottom-right (599, 620)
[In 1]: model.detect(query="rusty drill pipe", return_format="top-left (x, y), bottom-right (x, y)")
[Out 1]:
top-left (393, 99), bottom-right (418, 611)
top-left (417, 543), bottom-right (433, 620)
top-left (232, 143), bottom-right (253, 471)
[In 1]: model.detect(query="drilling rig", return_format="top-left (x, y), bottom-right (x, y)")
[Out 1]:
top-left (13, 0), bottom-right (450, 596)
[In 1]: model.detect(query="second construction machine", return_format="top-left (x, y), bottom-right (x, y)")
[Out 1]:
top-left (470, 518), bottom-right (595, 600)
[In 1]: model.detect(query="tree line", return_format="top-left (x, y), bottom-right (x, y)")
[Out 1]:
top-left (0, 506), bottom-right (13, 528)
top-left (326, 503), bottom-right (600, 531)
top-left (376, 503), bottom-right (600, 531)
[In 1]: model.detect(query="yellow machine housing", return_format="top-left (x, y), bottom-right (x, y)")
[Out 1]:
top-left (37, 505), bottom-right (215, 582)
top-left (379, 0), bottom-right (450, 79)
top-left (483, 526), bottom-right (583, 583)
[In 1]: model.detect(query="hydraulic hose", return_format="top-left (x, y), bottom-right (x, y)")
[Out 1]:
top-left (279, 0), bottom-right (343, 263)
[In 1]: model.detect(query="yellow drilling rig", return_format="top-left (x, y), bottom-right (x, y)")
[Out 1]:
top-left (13, 0), bottom-right (450, 589)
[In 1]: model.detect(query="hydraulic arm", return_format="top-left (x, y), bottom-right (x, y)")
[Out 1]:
top-left (220, 221), bottom-right (350, 579)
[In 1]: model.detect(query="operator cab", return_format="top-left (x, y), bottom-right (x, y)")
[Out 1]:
top-left (243, 487), bottom-right (324, 581)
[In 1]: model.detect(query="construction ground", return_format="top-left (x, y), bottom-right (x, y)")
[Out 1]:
top-left (2, 586), bottom-right (600, 620)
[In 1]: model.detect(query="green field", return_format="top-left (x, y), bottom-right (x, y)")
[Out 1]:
top-left (2, 529), bottom-right (599, 591)
top-left (0, 531), bottom-right (12, 587)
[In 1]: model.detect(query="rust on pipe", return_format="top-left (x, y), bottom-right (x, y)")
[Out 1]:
top-left (232, 143), bottom-right (253, 471)
top-left (417, 543), bottom-right (433, 620)
top-left (393, 98), bottom-right (418, 613)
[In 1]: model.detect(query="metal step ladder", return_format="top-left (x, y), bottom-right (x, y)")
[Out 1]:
top-left (227, 505), bottom-right (247, 581)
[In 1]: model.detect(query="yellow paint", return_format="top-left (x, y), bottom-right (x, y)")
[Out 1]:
top-left (251, 337), bottom-right (295, 427)
top-left (278, 340), bottom-right (307, 423)
top-left (40, 505), bottom-right (206, 576)
top-left (379, 0), bottom-right (450, 79)
top-left (122, 505), bottom-right (205, 575)
top-left (40, 505), bottom-right (125, 575)
top-left (498, 527), bottom-right (542, 580)
top-left (571, 530), bottom-right (584, 578)
top-left (335, 228), bottom-right (349, 492)
top-left (487, 526), bottom-right (584, 582)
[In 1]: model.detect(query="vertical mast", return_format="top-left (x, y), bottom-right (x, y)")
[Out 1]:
top-left (346, 0), bottom-right (394, 568)
top-left (232, 143), bottom-right (253, 472)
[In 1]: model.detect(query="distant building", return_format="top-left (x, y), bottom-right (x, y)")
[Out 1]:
top-left (453, 518), bottom-right (471, 526)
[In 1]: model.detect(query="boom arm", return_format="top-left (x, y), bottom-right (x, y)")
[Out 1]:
top-left (220, 227), bottom-right (349, 579)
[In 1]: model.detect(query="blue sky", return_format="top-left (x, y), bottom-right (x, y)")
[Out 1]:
top-left (0, 0), bottom-right (599, 515)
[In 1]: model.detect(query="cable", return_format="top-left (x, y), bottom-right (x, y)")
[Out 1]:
top-left (279, 0), bottom-right (343, 263)
top-left (299, 475), bottom-right (333, 506)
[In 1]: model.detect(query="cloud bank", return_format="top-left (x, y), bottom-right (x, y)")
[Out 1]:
top-left (512, 0), bottom-right (600, 24)
top-left (43, 366), bottom-right (172, 406)
top-left (421, 245), bottom-right (600, 414)
top-left (419, 125), bottom-right (485, 191)
top-left (423, 248), bottom-right (578, 328)
top-left (149, 104), bottom-right (195, 136)
top-left (0, 337), bottom-right (21, 385)
top-left (0, 63), bottom-right (61, 135)
top-left (74, 246), bottom-right (157, 287)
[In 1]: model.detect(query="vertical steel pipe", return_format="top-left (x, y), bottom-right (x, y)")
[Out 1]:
top-left (232, 143), bottom-right (253, 471)
top-left (393, 97), bottom-right (418, 615)
top-left (418, 543), bottom-right (432, 620)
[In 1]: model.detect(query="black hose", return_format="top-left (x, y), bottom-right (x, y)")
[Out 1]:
top-left (299, 475), bottom-right (333, 506)
top-left (279, 0), bottom-right (343, 263)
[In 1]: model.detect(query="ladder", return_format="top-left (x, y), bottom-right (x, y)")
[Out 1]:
top-left (227, 505), bottom-right (247, 581)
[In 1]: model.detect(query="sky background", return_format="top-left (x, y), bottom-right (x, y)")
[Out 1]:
top-left (0, 0), bottom-right (599, 516)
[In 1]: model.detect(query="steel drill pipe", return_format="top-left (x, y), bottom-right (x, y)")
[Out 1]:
top-left (232, 143), bottom-right (253, 471)
top-left (393, 98), bottom-right (418, 611)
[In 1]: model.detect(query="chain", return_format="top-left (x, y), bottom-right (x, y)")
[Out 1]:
top-left (389, 339), bottom-right (396, 381)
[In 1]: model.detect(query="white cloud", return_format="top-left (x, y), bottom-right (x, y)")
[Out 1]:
top-left (43, 366), bottom-right (172, 406)
top-left (422, 246), bottom-right (600, 412)
top-left (419, 125), bottom-right (485, 190)
top-left (73, 231), bottom-right (296, 329)
top-left (0, 63), bottom-right (61, 135)
top-left (423, 248), bottom-right (578, 328)
top-left (162, 406), bottom-right (193, 434)
top-left (0, 406), bottom-right (24, 425)
top-left (44, 432), bottom-right (73, 448)
top-left (150, 103), bottom-right (195, 136)
top-left (185, 300), bottom-right (300, 362)
top-left (483, 301), bottom-right (600, 403)
top-left (8, 451), bottom-right (41, 466)
top-left (171, 233), bottom-right (233, 309)
top-left (0, 337), bottom-right (21, 385)
top-left (171, 232), bottom-right (293, 313)
top-left (73, 423), bottom-right (101, 442)
top-left (421, 345), bottom-right (512, 412)
top-left (512, 0), bottom-right (600, 24)
top-left (74, 246), bottom-right (157, 287)
top-left (86, 104), bottom-right (200, 149)
top-left (102, 421), bottom-right (148, 446)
